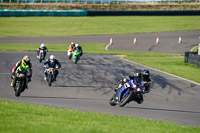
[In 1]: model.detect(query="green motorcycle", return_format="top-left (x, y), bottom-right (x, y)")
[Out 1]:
top-left (72, 49), bottom-right (81, 64)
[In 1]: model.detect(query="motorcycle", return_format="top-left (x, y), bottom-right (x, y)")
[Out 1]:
top-left (109, 77), bottom-right (145, 107)
top-left (67, 50), bottom-right (73, 59)
top-left (45, 66), bottom-right (56, 86)
top-left (37, 49), bottom-right (45, 63)
top-left (72, 49), bottom-right (81, 64)
top-left (13, 69), bottom-right (28, 97)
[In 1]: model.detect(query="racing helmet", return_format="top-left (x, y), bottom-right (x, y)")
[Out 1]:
top-left (75, 43), bottom-right (79, 48)
top-left (71, 42), bottom-right (75, 47)
top-left (142, 69), bottom-right (150, 80)
top-left (22, 55), bottom-right (30, 65)
top-left (71, 42), bottom-right (75, 45)
top-left (40, 43), bottom-right (45, 48)
top-left (50, 55), bottom-right (55, 62)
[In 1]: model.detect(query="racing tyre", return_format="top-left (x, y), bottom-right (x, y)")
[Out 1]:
top-left (136, 93), bottom-right (143, 104)
top-left (109, 94), bottom-right (117, 106)
top-left (119, 89), bottom-right (134, 107)
top-left (48, 75), bottom-right (52, 86)
top-left (15, 81), bottom-right (22, 97)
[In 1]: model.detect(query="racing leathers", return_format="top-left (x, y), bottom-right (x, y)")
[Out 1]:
top-left (37, 46), bottom-right (48, 59)
top-left (74, 46), bottom-right (83, 56)
top-left (11, 60), bottom-right (32, 88)
top-left (43, 59), bottom-right (61, 81)
top-left (68, 44), bottom-right (75, 57)
top-left (115, 73), bottom-right (151, 94)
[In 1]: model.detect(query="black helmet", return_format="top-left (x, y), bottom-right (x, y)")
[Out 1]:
top-left (142, 69), bottom-right (150, 80)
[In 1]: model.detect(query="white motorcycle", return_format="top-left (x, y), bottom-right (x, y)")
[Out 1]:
top-left (37, 49), bottom-right (45, 63)
top-left (67, 50), bottom-right (73, 59)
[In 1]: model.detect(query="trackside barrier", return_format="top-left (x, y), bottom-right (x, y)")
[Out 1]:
top-left (185, 52), bottom-right (200, 67)
top-left (87, 10), bottom-right (200, 16)
top-left (0, 9), bottom-right (87, 17)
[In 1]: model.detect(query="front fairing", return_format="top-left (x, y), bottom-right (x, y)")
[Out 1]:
top-left (118, 78), bottom-right (144, 101)
top-left (118, 80), bottom-right (134, 101)
top-left (73, 50), bottom-right (80, 56)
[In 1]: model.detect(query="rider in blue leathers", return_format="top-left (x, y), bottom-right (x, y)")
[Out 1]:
top-left (115, 69), bottom-right (151, 94)
top-left (43, 55), bottom-right (61, 81)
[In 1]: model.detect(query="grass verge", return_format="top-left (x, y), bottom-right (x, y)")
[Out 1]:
top-left (0, 16), bottom-right (200, 37)
top-left (0, 43), bottom-right (199, 83)
top-left (192, 46), bottom-right (199, 52)
top-left (0, 99), bottom-right (199, 133)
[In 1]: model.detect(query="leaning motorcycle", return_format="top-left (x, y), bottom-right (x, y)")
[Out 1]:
top-left (72, 49), bottom-right (81, 64)
top-left (109, 77), bottom-right (145, 107)
top-left (37, 49), bottom-right (45, 63)
top-left (13, 69), bottom-right (28, 97)
top-left (45, 66), bottom-right (55, 86)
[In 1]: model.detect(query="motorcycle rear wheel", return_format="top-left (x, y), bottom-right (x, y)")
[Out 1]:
top-left (136, 93), bottom-right (143, 104)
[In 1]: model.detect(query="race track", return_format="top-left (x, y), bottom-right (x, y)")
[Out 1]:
top-left (0, 31), bottom-right (200, 126)
top-left (0, 51), bottom-right (200, 127)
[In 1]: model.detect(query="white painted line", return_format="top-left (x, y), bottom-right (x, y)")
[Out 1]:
top-left (190, 47), bottom-right (196, 52)
top-left (115, 56), bottom-right (200, 86)
top-left (105, 43), bottom-right (110, 51)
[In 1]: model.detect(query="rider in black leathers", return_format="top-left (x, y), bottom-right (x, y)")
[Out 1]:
top-left (74, 43), bottom-right (83, 56)
top-left (115, 69), bottom-right (151, 94)
top-left (43, 55), bottom-right (61, 81)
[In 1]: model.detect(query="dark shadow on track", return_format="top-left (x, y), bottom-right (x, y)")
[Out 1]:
top-left (21, 96), bottom-right (105, 101)
top-left (125, 106), bottom-right (200, 114)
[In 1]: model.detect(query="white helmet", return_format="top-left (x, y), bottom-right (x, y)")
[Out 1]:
top-left (40, 43), bottom-right (45, 48)
top-left (50, 55), bottom-right (55, 62)
top-left (75, 43), bottom-right (79, 48)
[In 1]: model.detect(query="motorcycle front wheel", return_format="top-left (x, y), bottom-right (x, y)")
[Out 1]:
top-left (48, 74), bottom-right (52, 86)
top-left (15, 81), bottom-right (22, 97)
top-left (119, 89), bottom-right (134, 107)
top-left (109, 93), bottom-right (117, 106)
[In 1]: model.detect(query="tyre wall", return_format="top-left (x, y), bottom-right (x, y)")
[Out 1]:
top-left (185, 52), bottom-right (200, 67)
top-left (87, 10), bottom-right (200, 16)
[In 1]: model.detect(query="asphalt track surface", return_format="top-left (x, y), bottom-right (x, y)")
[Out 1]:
top-left (0, 31), bottom-right (200, 127)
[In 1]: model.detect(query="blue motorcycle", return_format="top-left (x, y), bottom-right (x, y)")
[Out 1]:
top-left (44, 64), bottom-right (56, 86)
top-left (109, 77), bottom-right (145, 107)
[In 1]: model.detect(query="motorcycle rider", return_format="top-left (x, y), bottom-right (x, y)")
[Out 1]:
top-left (37, 43), bottom-right (48, 59)
top-left (115, 69), bottom-right (151, 94)
top-left (74, 43), bottom-right (83, 56)
top-left (68, 42), bottom-right (75, 58)
top-left (43, 55), bottom-right (61, 81)
top-left (10, 55), bottom-right (32, 89)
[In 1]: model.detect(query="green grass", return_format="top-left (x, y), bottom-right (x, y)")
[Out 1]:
top-left (0, 99), bottom-right (199, 133)
top-left (0, 43), bottom-right (106, 53)
top-left (192, 46), bottom-right (199, 52)
top-left (0, 16), bottom-right (200, 37)
top-left (0, 43), bottom-right (199, 83)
